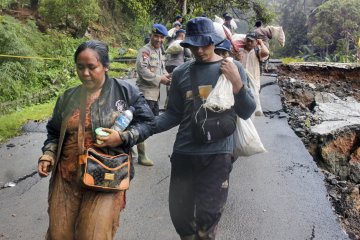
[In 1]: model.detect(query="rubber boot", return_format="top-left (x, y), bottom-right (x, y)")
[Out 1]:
top-left (131, 146), bottom-right (138, 161)
top-left (137, 142), bottom-right (154, 166)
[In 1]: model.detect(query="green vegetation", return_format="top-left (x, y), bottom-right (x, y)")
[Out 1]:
top-left (0, 99), bottom-right (56, 143)
top-left (308, 0), bottom-right (360, 62)
top-left (39, 0), bottom-right (100, 37)
top-left (0, 15), bottom-right (84, 108)
top-left (273, 0), bottom-right (360, 62)
top-left (281, 57), bottom-right (304, 65)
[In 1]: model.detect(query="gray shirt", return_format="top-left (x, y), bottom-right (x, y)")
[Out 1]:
top-left (155, 59), bottom-right (256, 155)
top-left (166, 47), bottom-right (192, 67)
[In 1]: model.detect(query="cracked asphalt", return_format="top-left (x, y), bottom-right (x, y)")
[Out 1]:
top-left (0, 76), bottom-right (349, 240)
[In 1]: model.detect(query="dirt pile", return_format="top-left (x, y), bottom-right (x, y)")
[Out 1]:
top-left (277, 62), bottom-right (360, 239)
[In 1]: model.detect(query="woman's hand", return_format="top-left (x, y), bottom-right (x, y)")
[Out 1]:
top-left (220, 58), bottom-right (244, 94)
top-left (38, 160), bottom-right (51, 177)
top-left (38, 154), bottom-right (54, 177)
top-left (94, 128), bottom-right (123, 148)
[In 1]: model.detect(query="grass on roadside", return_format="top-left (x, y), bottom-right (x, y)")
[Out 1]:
top-left (0, 100), bottom-right (56, 143)
top-left (281, 57), bottom-right (305, 64)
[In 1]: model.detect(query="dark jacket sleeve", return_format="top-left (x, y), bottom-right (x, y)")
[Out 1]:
top-left (233, 61), bottom-right (256, 119)
top-left (154, 68), bottom-right (184, 133)
top-left (119, 82), bottom-right (155, 147)
top-left (41, 95), bottom-right (63, 158)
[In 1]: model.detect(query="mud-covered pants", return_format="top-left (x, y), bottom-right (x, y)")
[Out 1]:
top-left (169, 153), bottom-right (233, 240)
top-left (46, 172), bottom-right (125, 240)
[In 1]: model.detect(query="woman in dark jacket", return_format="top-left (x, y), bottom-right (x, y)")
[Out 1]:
top-left (37, 40), bottom-right (155, 239)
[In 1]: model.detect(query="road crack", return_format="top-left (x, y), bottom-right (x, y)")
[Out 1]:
top-left (1, 170), bottom-right (37, 190)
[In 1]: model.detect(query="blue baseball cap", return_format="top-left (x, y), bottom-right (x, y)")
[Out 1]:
top-left (152, 24), bottom-right (168, 36)
top-left (215, 39), bottom-right (231, 52)
top-left (180, 17), bottom-right (224, 47)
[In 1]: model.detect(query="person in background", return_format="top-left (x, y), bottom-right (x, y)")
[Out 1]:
top-left (235, 32), bottom-right (269, 117)
top-left (154, 17), bottom-right (256, 240)
top-left (144, 34), bottom-right (151, 44)
top-left (175, 14), bottom-right (183, 24)
top-left (214, 39), bottom-right (232, 58)
top-left (38, 40), bottom-right (155, 239)
top-left (254, 20), bottom-right (272, 49)
top-left (223, 14), bottom-right (235, 34)
top-left (254, 19), bottom-right (273, 73)
top-left (167, 21), bottom-right (182, 45)
top-left (135, 23), bottom-right (171, 166)
top-left (165, 29), bottom-right (192, 74)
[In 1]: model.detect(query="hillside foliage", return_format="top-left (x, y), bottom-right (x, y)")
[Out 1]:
top-left (0, 0), bottom-right (358, 114)
top-left (272, 0), bottom-right (360, 62)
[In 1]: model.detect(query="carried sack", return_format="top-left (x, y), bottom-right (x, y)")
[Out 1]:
top-left (268, 26), bottom-right (286, 47)
top-left (190, 63), bottom-right (237, 144)
top-left (77, 88), bottom-right (130, 192)
top-left (233, 117), bottom-right (266, 159)
top-left (165, 40), bottom-right (183, 54)
top-left (78, 148), bottom-right (130, 192)
top-left (203, 58), bottom-right (235, 111)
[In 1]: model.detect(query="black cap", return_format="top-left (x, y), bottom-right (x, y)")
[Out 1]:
top-left (255, 20), bottom-right (263, 27)
top-left (224, 14), bottom-right (232, 21)
top-left (246, 32), bottom-right (257, 40)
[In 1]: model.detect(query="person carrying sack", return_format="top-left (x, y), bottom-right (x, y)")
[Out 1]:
top-left (154, 17), bottom-right (256, 240)
top-left (37, 40), bottom-right (155, 240)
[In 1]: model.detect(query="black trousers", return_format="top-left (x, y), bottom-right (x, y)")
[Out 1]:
top-left (169, 153), bottom-right (233, 239)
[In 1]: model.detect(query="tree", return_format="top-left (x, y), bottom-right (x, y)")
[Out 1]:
top-left (276, 0), bottom-right (309, 57)
top-left (150, 0), bottom-right (274, 27)
top-left (308, 0), bottom-right (360, 62)
top-left (39, 0), bottom-right (100, 37)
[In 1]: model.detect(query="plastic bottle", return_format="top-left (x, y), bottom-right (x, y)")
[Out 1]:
top-left (112, 107), bottom-right (134, 131)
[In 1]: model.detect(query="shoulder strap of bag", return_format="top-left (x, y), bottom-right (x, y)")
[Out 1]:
top-left (77, 87), bottom-right (87, 155)
top-left (189, 59), bottom-right (224, 102)
top-left (189, 62), bottom-right (199, 99)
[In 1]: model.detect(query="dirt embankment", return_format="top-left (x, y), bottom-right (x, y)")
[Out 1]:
top-left (277, 62), bottom-right (360, 240)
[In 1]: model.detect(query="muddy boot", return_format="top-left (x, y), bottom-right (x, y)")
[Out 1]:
top-left (131, 146), bottom-right (138, 161)
top-left (180, 235), bottom-right (196, 240)
top-left (137, 142), bottom-right (154, 166)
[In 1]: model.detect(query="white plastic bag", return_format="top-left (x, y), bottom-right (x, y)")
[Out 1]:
top-left (214, 15), bottom-right (237, 30)
top-left (214, 15), bottom-right (224, 24)
top-left (213, 22), bottom-right (231, 41)
top-left (203, 57), bottom-right (234, 111)
top-left (233, 117), bottom-right (266, 158)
